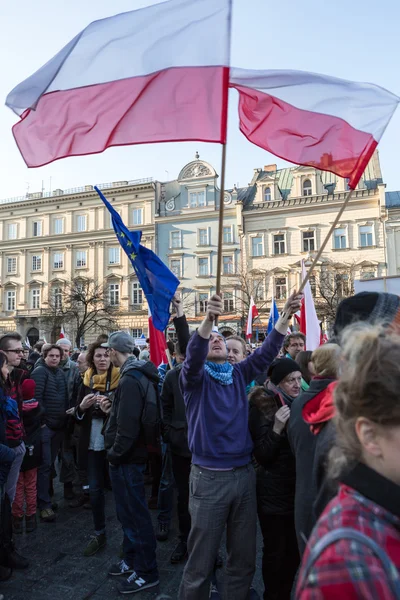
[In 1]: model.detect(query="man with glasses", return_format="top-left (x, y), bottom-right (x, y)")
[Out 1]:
top-left (0, 332), bottom-right (29, 569)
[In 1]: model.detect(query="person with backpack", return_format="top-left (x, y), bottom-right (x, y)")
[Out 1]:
top-left (102, 331), bottom-right (160, 595)
top-left (296, 323), bottom-right (400, 599)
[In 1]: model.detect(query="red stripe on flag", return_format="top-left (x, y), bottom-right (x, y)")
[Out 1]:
top-left (149, 316), bottom-right (167, 367)
top-left (232, 84), bottom-right (378, 189)
top-left (13, 66), bottom-right (229, 168)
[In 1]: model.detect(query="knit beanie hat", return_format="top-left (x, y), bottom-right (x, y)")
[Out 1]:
top-left (268, 358), bottom-right (300, 386)
top-left (22, 379), bottom-right (36, 400)
top-left (333, 292), bottom-right (400, 337)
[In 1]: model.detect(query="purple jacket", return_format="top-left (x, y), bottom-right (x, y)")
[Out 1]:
top-left (180, 328), bottom-right (284, 469)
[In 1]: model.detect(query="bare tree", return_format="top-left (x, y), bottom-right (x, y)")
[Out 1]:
top-left (222, 264), bottom-right (272, 322)
top-left (313, 260), bottom-right (358, 325)
top-left (42, 277), bottom-right (121, 346)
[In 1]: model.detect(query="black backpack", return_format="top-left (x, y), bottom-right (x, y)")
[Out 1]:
top-left (125, 369), bottom-right (162, 447)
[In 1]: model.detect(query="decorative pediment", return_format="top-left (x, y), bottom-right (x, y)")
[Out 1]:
top-left (357, 260), bottom-right (379, 267)
top-left (27, 279), bottom-right (44, 287)
top-left (178, 160), bottom-right (216, 181)
top-left (103, 273), bottom-right (123, 281)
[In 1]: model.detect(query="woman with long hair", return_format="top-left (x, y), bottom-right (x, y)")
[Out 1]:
top-left (297, 325), bottom-right (400, 599)
top-left (74, 341), bottom-right (120, 556)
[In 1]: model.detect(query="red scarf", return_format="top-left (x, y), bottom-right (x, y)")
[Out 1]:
top-left (302, 381), bottom-right (337, 435)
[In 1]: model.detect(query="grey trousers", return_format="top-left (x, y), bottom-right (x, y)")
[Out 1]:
top-left (179, 463), bottom-right (257, 600)
top-left (5, 442), bottom-right (26, 503)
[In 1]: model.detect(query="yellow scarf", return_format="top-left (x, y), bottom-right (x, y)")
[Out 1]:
top-left (83, 366), bottom-right (120, 392)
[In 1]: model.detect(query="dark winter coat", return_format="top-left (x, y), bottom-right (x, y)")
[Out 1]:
top-left (161, 364), bottom-right (190, 458)
top-left (31, 362), bottom-right (69, 430)
top-left (0, 393), bottom-right (15, 485)
top-left (248, 387), bottom-right (296, 516)
top-left (60, 357), bottom-right (82, 408)
top-left (20, 401), bottom-right (44, 471)
top-left (287, 377), bottom-right (336, 555)
top-left (104, 359), bottom-right (160, 466)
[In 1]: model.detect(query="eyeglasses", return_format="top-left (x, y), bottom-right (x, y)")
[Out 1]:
top-left (6, 349), bottom-right (24, 354)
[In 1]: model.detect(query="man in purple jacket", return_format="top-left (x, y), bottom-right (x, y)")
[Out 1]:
top-left (178, 292), bottom-right (302, 600)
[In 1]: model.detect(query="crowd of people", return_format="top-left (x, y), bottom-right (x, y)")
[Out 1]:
top-left (0, 289), bottom-right (400, 599)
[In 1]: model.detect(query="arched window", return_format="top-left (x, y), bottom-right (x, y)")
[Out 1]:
top-left (264, 187), bottom-right (271, 202)
top-left (303, 179), bottom-right (312, 196)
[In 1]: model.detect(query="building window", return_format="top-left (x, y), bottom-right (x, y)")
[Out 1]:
top-left (6, 290), bottom-right (16, 311)
top-left (264, 187), bottom-right (271, 202)
top-left (109, 209), bottom-right (121, 229)
top-left (32, 255), bottom-right (42, 272)
top-left (53, 287), bottom-right (63, 309)
top-left (132, 208), bottom-right (143, 226)
top-left (223, 255), bottom-right (234, 275)
top-left (251, 236), bottom-right (263, 257)
top-left (53, 253), bottom-right (64, 269)
top-left (361, 270), bottom-right (375, 280)
top-left (33, 221), bottom-right (42, 237)
top-left (109, 283), bottom-right (120, 306)
top-left (77, 215), bottom-right (87, 232)
top-left (170, 259), bottom-right (181, 278)
top-left (333, 228), bottom-right (347, 249)
top-left (223, 292), bottom-right (234, 312)
top-left (303, 179), bottom-right (312, 196)
top-left (131, 328), bottom-right (143, 339)
top-left (198, 293), bottom-right (208, 314)
top-left (198, 229), bottom-right (209, 246)
top-left (360, 225), bottom-right (373, 247)
top-left (76, 251), bottom-right (87, 268)
top-left (336, 274), bottom-right (350, 297)
top-left (254, 280), bottom-right (265, 301)
top-left (198, 257), bottom-right (209, 277)
top-left (170, 231), bottom-right (182, 249)
top-left (309, 275), bottom-right (317, 297)
top-left (223, 226), bottom-right (233, 244)
top-left (54, 218), bottom-right (64, 235)
top-left (108, 247), bottom-right (120, 265)
top-left (7, 224), bottom-right (17, 240)
top-left (275, 277), bottom-right (287, 300)
top-left (303, 230), bottom-right (315, 252)
top-left (7, 257), bottom-right (17, 274)
top-left (31, 289), bottom-right (40, 309)
top-left (189, 191), bottom-right (206, 208)
top-left (132, 282), bottom-right (143, 306)
top-left (273, 234), bottom-right (286, 255)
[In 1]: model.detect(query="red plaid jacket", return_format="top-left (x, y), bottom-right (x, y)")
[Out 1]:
top-left (297, 465), bottom-right (400, 599)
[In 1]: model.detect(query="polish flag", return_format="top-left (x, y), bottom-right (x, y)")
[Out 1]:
top-left (246, 297), bottom-right (259, 339)
top-left (299, 261), bottom-right (321, 351)
top-left (148, 308), bottom-right (167, 367)
top-left (59, 325), bottom-right (65, 339)
top-left (6, 0), bottom-right (231, 168)
top-left (229, 69), bottom-right (399, 189)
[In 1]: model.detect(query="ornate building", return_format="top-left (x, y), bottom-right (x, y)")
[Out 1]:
top-left (385, 191), bottom-right (400, 276)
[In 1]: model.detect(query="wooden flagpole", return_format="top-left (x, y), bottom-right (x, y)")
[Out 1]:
top-left (216, 142), bottom-right (228, 297)
top-left (298, 188), bottom-right (355, 293)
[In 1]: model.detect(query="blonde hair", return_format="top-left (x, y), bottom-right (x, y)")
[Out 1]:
top-left (329, 324), bottom-right (400, 479)
top-left (311, 343), bottom-right (341, 378)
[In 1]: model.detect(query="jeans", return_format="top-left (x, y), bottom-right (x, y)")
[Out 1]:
top-left (60, 431), bottom-right (77, 485)
top-left (179, 464), bottom-right (257, 600)
top-left (12, 468), bottom-right (37, 518)
top-left (158, 443), bottom-right (174, 525)
top-left (37, 426), bottom-right (64, 510)
top-left (87, 450), bottom-right (106, 534)
top-left (258, 513), bottom-right (299, 600)
top-left (171, 453), bottom-right (191, 541)
top-left (109, 462), bottom-right (158, 579)
top-left (5, 443), bottom-right (26, 503)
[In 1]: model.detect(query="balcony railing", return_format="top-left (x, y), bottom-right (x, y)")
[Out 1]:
top-left (245, 188), bottom-right (376, 211)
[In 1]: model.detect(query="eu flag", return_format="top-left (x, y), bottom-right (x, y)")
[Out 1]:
top-left (267, 298), bottom-right (280, 334)
top-left (95, 186), bottom-right (179, 331)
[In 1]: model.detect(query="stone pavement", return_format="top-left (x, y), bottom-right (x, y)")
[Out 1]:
top-left (2, 482), bottom-right (264, 600)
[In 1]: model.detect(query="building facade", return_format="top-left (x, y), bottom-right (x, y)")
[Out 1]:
top-left (385, 191), bottom-right (400, 276)
top-left (0, 179), bottom-right (155, 344)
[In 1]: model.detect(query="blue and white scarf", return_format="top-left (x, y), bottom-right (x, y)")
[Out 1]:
top-left (204, 361), bottom-right (233, 385)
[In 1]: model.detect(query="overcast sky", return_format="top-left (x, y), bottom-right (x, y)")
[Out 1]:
top-left (1, 0), bottom-right (399, 200)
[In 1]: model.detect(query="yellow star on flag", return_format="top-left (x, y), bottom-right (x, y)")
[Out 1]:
top-left (126, 240), bottom-right (132, 247)
top-left (130, 252), bottom-right (137, 260)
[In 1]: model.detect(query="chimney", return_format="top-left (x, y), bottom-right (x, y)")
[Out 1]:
top-left (264, 164), bottom-right (277, 173)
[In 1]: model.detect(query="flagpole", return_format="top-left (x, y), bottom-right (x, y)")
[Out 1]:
top-left (216, 141), bottom-right (228, 298)
top-left (298, 188), bottom-right (354, 294)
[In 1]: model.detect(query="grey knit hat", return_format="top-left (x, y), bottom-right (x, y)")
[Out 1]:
top-left (333, 292), bottom-right (400, 338)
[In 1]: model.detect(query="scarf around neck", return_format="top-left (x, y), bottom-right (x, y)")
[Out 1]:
top-left (204, 361), bottom-right (233, 385)
top-left (83, 366), bottom-right (120, 392)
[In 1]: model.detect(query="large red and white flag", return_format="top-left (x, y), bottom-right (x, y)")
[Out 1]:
top-left (299, 261), bottom-right (321, 351)
top-left (59, 325), bottom-right (65, 339)
top-left (246, 296), bottom-right (259, 339)
top-left (230, 69), bottom-right (399, 189)
top-left (6, 0), bottom-right (231, 167)
top-left (148, 308), bottom-right (167, 367)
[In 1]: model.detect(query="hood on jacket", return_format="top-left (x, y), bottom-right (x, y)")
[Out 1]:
top-left (302, 380), bottom-right (337, 435)
top-left (121, 357), bottom-right (160, 385)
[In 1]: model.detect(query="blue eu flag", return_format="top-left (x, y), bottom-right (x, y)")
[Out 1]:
top-left (95, 186), bottom-right (179, 332)
top-left (267, 298), bottom-right (280, 334)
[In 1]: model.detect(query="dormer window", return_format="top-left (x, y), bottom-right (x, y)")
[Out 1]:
top-left (303, 179), bottom-right (312, 196)
top-left (264, 187), bottom-right (271, 202)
